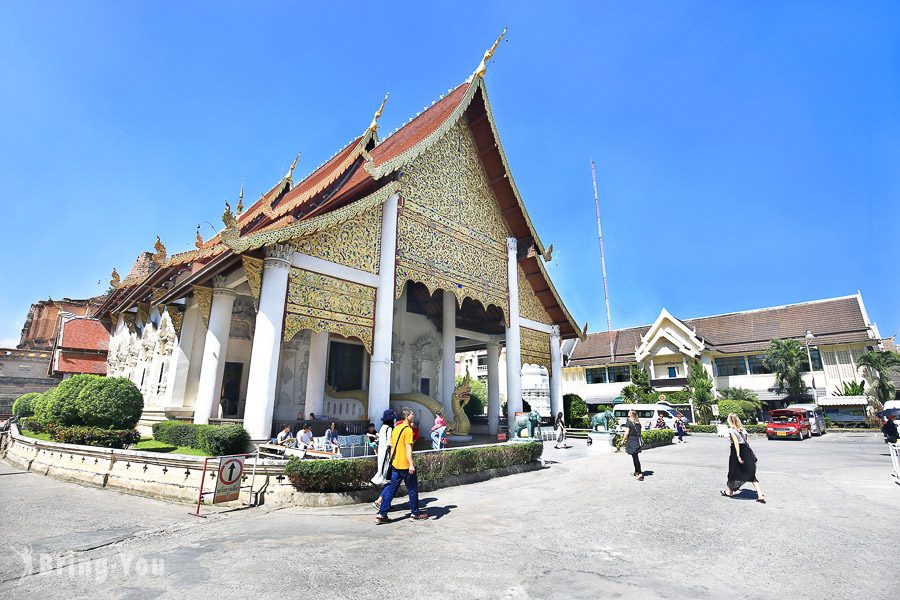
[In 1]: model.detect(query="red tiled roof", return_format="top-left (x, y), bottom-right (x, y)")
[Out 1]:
top-left (60, 319), bottom-right (109, 351)
top-left (56, 352), bottom-right (107, 375)
top-left (569, 327), bottom-right (649, 366)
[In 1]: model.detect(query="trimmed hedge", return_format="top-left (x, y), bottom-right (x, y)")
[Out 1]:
top-left (19, 416), bottom-right (46, 433)
top-left (12, 392), bottom-right (41, 418)
top-left (75, 377), bottom-right (143, 430)
top-left (745, 424), bottom-right (767, 434)
top-left (687, 424), bottom-right (717, 434)
top-left (50, 425), bottom-right (141, 449)
top-left (152, 420), bottom-right (250, 455)
top-left (284, 441), bottom-right (543, 492)
top-left (34, 374), bottom-right (101, 426)
top-left (614, 428), bottom-right (675, 449)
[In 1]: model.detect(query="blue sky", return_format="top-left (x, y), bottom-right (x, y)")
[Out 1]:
top-left (1, 1), bottom-right (897, 347)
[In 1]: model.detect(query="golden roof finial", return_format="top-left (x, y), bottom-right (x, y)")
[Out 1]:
top-left (110, 268), bottom-right (121, 288)
top-left (285, 153), bottom-right (300, 183)
top-left (544, 243), bottom-right (554, 262)
top-left (152, 236), bottom-right (167, 262)
top-left (474, 27), bottom-right (507, 79)
top-left (236, 180), bottom-right (244, 215)
top-left (195, 224), bottom-right (204, 248)
top-left (368, 92), bottom-right (390, 133)
top-left (222, 200), bottom-right (237, 229)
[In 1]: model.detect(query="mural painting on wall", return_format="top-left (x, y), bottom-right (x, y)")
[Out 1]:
top-left (276, 331), bottom-right (311, 409)
top-left (283, 267), bottom-right (376, 353)
top-left (394, 120), bottom-right (509, 321)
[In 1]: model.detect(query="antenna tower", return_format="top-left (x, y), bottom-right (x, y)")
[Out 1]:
top-left (591, 160), bottom-right (615, 361)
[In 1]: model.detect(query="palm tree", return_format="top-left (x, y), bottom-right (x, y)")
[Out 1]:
top-left (764, 338), bottom-right (809, 400)
top-left (855, 350), bottom-right (900, 407)
top-left (833, 380), bottom-right (866, 396)
top-left (719, 387), bottom-right (762, 419)
top-left (686, 360), bottom-right (714, 424)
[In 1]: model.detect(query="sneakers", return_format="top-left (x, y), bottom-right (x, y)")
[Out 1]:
top-left (375, 514), bottom-right (390, 524)
top-left (411, 512), bottom-right (430, 520)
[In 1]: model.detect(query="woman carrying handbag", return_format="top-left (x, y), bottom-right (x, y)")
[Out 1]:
top-left (371, 409), bottom-right (396, 509)
top-left (622, 410), bottom-right (644, 481)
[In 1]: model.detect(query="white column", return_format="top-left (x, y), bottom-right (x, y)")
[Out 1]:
top-left (161, 301), bottom-right (200, 408)
top-left (368, 193), bottom-right (400, 422)
top-left (193, 277), bottom-right (235, 424)
top-left (242, 244), bottom-right (294, 441)
top-left (441, 291), bottom-right (457, 416)
top-left (305, 331), bottom-right (329, 419)
top-left (682, 356), bottom-right (688, 379)
top-left (487, 341), bottom-right (501, 435)
top-left (549, 325), bottom-right (563, 419)
top-left (505, 237), bottom-right (523, 433)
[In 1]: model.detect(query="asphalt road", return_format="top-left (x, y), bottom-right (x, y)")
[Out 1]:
top-left (1, 432), bottom-right (897, 599)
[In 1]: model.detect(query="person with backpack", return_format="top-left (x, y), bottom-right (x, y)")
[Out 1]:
top-left (376, 408), bottom-right (429, 523)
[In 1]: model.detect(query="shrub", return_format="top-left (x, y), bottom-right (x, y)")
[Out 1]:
top-left (153, 420), bottom-right (213, 448)
top-left (284, 441), bottom-right (543, 492)
top-left (613, 429), bottom-right (675, 448)
top-left (50, 425), bottom-right (141, 449)
top-left (75, 377), bottom-right (144, 430)
top-left (34, 374), bottom-right (101, 426)
top-left (563, 394), bottom-right (590, 428)
top-left (745, 424), bottom-right (767, 434)
top-left (19, 416), bottom-right (46, 433)
top-left (198, 424), bottom-right (250, 456)
top-left (687, 424), bottom-right (717, 434)
top-left (717, 399), bottom-right (747, 422)
top-left (12, 392), bottom-right (41, 418)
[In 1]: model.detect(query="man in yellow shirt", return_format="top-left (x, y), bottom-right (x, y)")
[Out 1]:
top-left (376, 408), bottom-right (429, 523)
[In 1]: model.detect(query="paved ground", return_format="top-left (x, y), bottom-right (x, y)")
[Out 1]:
top-left (1, 432), bottom-right (897, 599)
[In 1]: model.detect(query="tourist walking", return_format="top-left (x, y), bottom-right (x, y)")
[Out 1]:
top-left (377, 408), bottom-right (429, 523)
top-left (554, 411), bottom-right (567, 449)
top-left (622, 410), bottom-right (644, 480)
top-left (675, 415), bottom-right (686, 443)
top-left (882, 414), bottom-right (899, 444)
top-left (371, 410), bottom-right (395, 510)
top-left (721, 413), bottom-right (766, 503)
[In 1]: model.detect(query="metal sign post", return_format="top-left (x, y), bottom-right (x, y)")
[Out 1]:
top-left (191, 453), bottom-right (252, 517)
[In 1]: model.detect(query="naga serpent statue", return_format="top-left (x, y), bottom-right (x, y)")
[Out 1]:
top-left (450, 371), bottom-right (473, 435)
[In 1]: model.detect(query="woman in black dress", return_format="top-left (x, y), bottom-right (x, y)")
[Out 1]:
top-left (622, 410), bottom-right (644, 481)
top-left (554, 411), bottom-right (568, 449)
top-left (721, 413), bottom-right (766, 503)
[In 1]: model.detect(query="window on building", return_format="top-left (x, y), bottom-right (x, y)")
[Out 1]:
top-left (715, 356), bottom-right (747, 377)
top-left (326, 341), bottom-right (365, 391)
top-left (667, 366), bottom-right (678, 378)
top-left (585, 367), bottom-right (607, 384)
top-left (477, 355), bottom-right (487, 368)
top-left (747, 355), bottom-right (772, 375)
top-left (800, 348), bottom-right (823, 372)
top-left (609, 365), bottom-right (632, 383)
top-left (420, 378), bottom-right (430, 396)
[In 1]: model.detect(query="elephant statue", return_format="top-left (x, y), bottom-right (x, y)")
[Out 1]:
top-left (514, 410), bottom-right (543, 438)
top-left (591, 409), bottom-right (617, 432)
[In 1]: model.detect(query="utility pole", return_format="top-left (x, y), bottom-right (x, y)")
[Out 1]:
top-left (591, 160), bottom-right (614, 362)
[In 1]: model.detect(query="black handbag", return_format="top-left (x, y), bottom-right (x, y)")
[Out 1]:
top-left (383, 425), bottom-right (410, 480)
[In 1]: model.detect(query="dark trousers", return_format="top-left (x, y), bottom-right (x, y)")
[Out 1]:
top-left (631, 453), bottom-right (642, 475)
top-left (379, 468), bottom-right (420, 516)
top-left (677, 430), bottom-right (684, 442)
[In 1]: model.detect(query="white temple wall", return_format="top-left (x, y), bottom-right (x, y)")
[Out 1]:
top-left (273, 330), bottom-right (311, 422)
top-left (390, 290), bottom-right (442, 404)
top-left (182, 307), bottom-right (208, 409)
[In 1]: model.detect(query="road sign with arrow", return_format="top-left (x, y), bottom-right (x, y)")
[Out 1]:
top-left (213, 456), bottom-right (244, 503)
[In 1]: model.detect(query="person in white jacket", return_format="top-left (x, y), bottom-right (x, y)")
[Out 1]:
top-left (372, 409), bottom-right (396, 510)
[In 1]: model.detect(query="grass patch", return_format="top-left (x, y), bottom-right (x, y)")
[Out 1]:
top-left (20, 429), bottom-right (53, 442)
top-left (134, 438), bottom-right (211, 456)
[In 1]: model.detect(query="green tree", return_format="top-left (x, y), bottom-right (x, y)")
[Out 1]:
top-left (717, 399), bottom-right (747, 422)
top-left (719, 387), bottom-right (762, 420)
top-left (456, 375), bottom-right (487, 418)
top-left (563, 393), bottom-right (589, 427)
top-left (855, 350), bottom-right (900, 408)
top-left (764, 338), bottom-right (809, 400)
top-left (833, 380), bottom-right (866, 396)
top-left (12, 392), bottom-right (41, 418)
top-left (686, 360), bottom-right (714, 424)
top-left (621, 365), bottom-right (654, 403)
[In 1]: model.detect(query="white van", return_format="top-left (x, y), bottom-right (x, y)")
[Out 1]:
top-left (785, 403), bottom-right (826, 435)
top-left (613, 403), bottom-right (684, 430)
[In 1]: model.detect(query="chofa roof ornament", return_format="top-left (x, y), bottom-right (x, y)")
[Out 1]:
top-left (284, 153), bottom-right (300, 184)
top-left (473, 27), bottom-right (507, 79)
top-left (368, 92), bottom-right (390, 134)
top-left (152, 236), bottom-right (167, 263)
top-left (222, 200), bottom-right (237, 229)
top-left (195, 224), bottom-right (204, 248)
top-left (110, 268), bottom-right (121, 288)
top-left (236, 180), bottom-right (244, 215)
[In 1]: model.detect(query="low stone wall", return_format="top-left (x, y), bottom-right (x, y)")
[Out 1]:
top-left (0, 427), bottom-right (543, 508)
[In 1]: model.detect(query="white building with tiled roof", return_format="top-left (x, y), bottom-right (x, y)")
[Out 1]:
top-left (562, 293), bottom-right (883, 416)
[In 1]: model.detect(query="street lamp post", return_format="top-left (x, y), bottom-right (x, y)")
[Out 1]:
top-left (805, 330), bottom-right (817, 402)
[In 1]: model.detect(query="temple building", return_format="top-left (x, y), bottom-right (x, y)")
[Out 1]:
top-left (563, 294), bottom-right (886, 417)
top-left (92, 34), bottom-right (583, 441)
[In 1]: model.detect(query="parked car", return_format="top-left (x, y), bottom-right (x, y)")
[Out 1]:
top-left (767, 408), bottom-right (811, 440)
top-left (785, 403), bottom-right (826, 435)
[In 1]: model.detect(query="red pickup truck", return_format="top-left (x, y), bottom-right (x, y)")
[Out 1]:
top-left (767, 408), bottom-right (811, 440)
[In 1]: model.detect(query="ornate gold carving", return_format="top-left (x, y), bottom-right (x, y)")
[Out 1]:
top-left (109, 313), bottom-right (119, 329)
top-left (242, 255), bottom-right (264, 309)
top-left (395, 119), bottom-right (510, 322)
top-left (222, 201), bottom-right (237, 229)
top-left (167, 306), bottom-right (184, 337)
top-left (290, 204), bottom-right (382, 274)
top-left (520, 327), bottom-right (552, 371)
top-left (236, 181), bottom-right (244, 215)
top-left (123, 313), bottom-right (136, 334)
top-left (110, 268), bottom-right (121, 288)
top-left (474, 28), bottom-right (507, 79)
top-left (283, 267), bottom-right (376, 352)
top-left (518, 264), bottom-right (552, 325)
top-left (544, 244), bottom-right (553, 262)
top-left (150, 287), bottom-right (168, 307)
top-left (192, 285), bottom-right (213, 328)
top-left (285, 153), bottom-right (300, 183)
top-left (450, 371), bottom-right (472, 435)
top-left (368, 92), bottom-right (389, 134)
top-left (136, 303), bottom-right (150, 326)
top-left (195, 225), bottom-right (204, 248)
top-left (152, 236), bottom-right (167, 263)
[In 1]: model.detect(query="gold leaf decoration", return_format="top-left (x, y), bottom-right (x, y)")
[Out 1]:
top-left (192, 285), bottom-right (213, 329)
top-left (167, 306), bottom-right (184, 337)
top-left (283, 267), bottom-right (376, 352)
top-left (290, 203), bottom-right (382, 274)
top-left (241, 255), bottom-right (264, 310)
top-left (136, 303), bottom-right (150, 326)
top-left (394, 119), bottom-right (510, 322)
top-left (518, 264), bottom-right (553, 325)
top-left (123, 313), bottom-right (137, 334)
top-left (520, 327), bottom-right (552, 371)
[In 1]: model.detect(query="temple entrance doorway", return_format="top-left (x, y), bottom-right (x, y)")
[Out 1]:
top-left (221, 362), bottom-right (243, 418)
